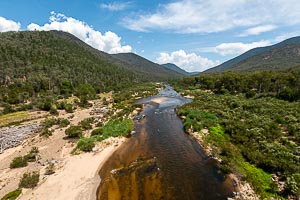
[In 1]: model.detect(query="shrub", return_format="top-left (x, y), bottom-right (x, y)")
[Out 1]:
top-left (40, 128), bottom-right (53, 137)
top-left (49, 106), bottom-right (58, 115)
top-left (42, 118), bottom-right (57, 128)
top-left (1, 189), bottom-right (22, 200)
top-left (65, 103), bottom-right (74, 113)
top-left (58, 118), bottom-right (70, 127)
top-left (76, 137), bottom-right (95, 152)
top-left (91, 128), bottom-right (103, 136)
top-left (79, 117), bottom-right (94, 130)
top-left (65, 126), bottom-right (82, 138)
top-left (10, 156), bottom-right (28, 169)
top-left (45, 163), bottom-right (55, 175)
top-left (24, 147), bottom-right (39, 162)
top-left (19, 171), bottom-right (39, 188)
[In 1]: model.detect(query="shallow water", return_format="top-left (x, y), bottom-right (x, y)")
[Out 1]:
top-left (97, 86), bottom-right (233, 200)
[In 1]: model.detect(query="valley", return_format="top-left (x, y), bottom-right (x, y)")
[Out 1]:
top-left (0, 29), bottom-right (299, 200)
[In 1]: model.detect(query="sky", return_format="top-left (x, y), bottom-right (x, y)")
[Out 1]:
top-left (0, 0), bottom-right (300, 72)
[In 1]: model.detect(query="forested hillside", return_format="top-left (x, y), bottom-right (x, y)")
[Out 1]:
top-left (204, 36), bottom-right (300, 73)
top-left (0, 31), bottom-right (183, 111)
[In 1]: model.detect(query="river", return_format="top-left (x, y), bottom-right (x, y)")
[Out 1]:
top-left (97, 86), bottom-right (233, 200)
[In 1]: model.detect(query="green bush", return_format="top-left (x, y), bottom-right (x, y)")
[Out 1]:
top-left (79, 117), bottom-right (94, 130)
top-left (76, 137), bottom-right (95, 152)
top-left (10, 156), bottom-right (28, 168)
top-left (39, 128), bottom-right (53, 137)
top-left (91, 128), bottom-right (103, 136)
top-left (65, 126), bottom-right (82, 138)
top-left (65, 103), bottom-right (74, 113)
top-left (24, 147), bottom-right (39, 162)
top-left (19, 172), bottom-right (39, 188)
top-left (58, 118), bottom-right (70, 127)
top-left (1, 189), bottom-right (22, 200)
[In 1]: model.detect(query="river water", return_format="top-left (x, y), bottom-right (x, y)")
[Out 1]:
top-left (97, 86), bottom-right (233, 200)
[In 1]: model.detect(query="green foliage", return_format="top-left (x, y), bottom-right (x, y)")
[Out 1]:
top-left (64, 103), bottom-right (74, 113)
top-left (78, 117), bottom-right (94, 130)
top-left (240, 162), bottom-right (277, 198)
top-left (176, 71), bottom-right (300, 101)
top-left (100, 119), bottom-right (133, 139)
top-left (179, 110), bottom-right (218, 132)
top-left (58, 118), bottom-right (70, 127)
top-left (176, 87), bottom-right (300, 198)
top-left (24, 147), bottom-right (39, 162)
top-left (10, 156), bottom-right (28, 169)
top-left (19, 172), bottom-right (39, 188)
top-left (76, 137), bottom-right (95, 152)
top-left (285, 173), bottom-right (300, 196)
top-left (91, 128), bottom-right (103, 136)
top-left (1, 189), bottom-right (22, 200)
top-left (39, 128), bottom-right (53, 137)
top-left (65, 125), bottom-right (82, 138)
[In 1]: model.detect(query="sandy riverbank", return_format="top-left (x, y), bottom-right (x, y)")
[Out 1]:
top-left (19, 137), bottom-right (125, 200)
top-left (0, 96), bottom-right (128, 200)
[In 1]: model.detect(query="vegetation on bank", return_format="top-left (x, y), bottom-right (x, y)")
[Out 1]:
top-left (74, 83), bottom-right (158, 152)
top-left (10, 147), bottom-right (39, 169)
top-left (1, 189), bottom-right (22, 200)
top-left (174, 70), bottom-right (300, 101)
top-left (18, 171), bottom-right (39, 188)
top-left (76, 119), bottom-right (133, 152)
top-left (173, 72), bottom-right (300, 199)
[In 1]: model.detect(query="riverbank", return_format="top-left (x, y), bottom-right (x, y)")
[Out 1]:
top-left (0, 95), bottom-right (127, 200)
top-left (19, 137), bottom-right (125, 200)
top-left (188, 130), bottom-right (259, 200)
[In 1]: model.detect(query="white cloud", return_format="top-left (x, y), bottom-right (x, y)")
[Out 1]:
top-left (156, 50), bottom-right (220, 72)
top-left (100, 1), bottom-right (132, 11)
top-left (239, 25), bottom-right (277, 37)
top-left (215, 41), bottom-right (272, 56)
top-left (0, 16), bottom-right (21, 32)
top-left (27, 12), bottom-right (132, 54)
top-left (122, 0), bottom-right (300, 33)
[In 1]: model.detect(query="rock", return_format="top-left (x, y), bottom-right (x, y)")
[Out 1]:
top-left (92, 147), bottom-right (99, 152)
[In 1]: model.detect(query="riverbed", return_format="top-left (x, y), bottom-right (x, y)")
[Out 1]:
top-left (97, 86), bottom-right (233, 199)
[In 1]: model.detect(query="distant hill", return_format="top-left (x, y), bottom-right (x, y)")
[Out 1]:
top-left (204, 36), bottom-right (300, 73)
top-left (0, 31), bottom-right (181, 93)
top-left (161, 63), bottom-right (190, 75)
top-left (111, 53), bottom-right (183, 78)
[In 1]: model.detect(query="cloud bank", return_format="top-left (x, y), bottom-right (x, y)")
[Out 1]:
top-left (0, 16), bottom-right (21, 32)
top-left (156, 50), bottom-right (220, 72)
top-left (27, 12), bottom-right (132, 54)
top-left (100, 1), bottom-right (132, 11)
top-left (215, 41), bottom-right (271, 56)
top-left (122, 0), bottom-right (300, 34)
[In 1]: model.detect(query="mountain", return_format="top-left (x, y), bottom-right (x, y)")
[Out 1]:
top-left (111, 53), bottom-right (183, 78)
top-left (161, 63), bottom-right (190, 75)
top-left (0, 31), bottom-right (181, 93)
top-left (204, 36), bottom-right (300, 73)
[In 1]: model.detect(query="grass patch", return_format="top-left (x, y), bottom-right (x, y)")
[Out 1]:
top-left (0, 111), bottom-right (29, 126)
top-left (239, 161), bottom-right (277, 198)
top-left (100, 119), bottom-right (133, 138)
top-left (1, 189), bottom-right (22, 200)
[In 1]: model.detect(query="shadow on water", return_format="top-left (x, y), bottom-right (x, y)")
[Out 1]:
top-left (97, 86), bottom-right (234, 200)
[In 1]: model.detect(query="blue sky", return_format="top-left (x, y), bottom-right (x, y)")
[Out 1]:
top-left (0, 0), bottom-right (300, 72)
